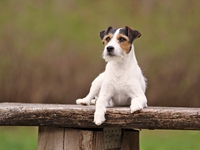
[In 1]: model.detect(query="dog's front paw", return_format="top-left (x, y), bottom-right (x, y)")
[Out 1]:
top-left (130, 97), bottom-right (147, 113)
top-left (130, 100), bottom-right (144, 113)
top-left (76, 98), bottom-right (90, 105)
top-left (94, 111), bottom-right (106, 125)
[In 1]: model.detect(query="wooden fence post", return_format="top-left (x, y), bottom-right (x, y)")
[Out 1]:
top-left (37, 127), bottom-right (65, 150)
top-left (37, 127), bottom-right (139, 150)
top-left (121, 129), bottom-right (139, 150)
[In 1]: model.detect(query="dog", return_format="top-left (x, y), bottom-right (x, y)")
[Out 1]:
top-left (76, 26), bottom-right (147, 125)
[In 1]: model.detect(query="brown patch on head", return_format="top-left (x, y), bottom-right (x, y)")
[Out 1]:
top-left (117, 34), bottom-right (132, 54)
top-left (102, 34), bottom-right (113, 45)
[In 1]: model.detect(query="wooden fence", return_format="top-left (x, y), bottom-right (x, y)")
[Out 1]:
top-left (0, 103), bottom-right (200, 150)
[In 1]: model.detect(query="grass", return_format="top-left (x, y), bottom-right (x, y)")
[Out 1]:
top-left (141, 130), bottom-right (200, 150)
top-left (0, 127), bottom-right (37, 150)
top-left (0, 127), bottom-right (200, 150)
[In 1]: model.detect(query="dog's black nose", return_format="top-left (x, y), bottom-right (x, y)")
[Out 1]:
top-left (107, 46), bottom-right (114, 53)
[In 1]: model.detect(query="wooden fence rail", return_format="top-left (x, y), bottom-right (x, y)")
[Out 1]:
top-left (0, 103), bottom-right (200, 150)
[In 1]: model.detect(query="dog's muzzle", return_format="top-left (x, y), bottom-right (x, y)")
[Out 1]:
top-left (106, 46), bottom-right (114, 56)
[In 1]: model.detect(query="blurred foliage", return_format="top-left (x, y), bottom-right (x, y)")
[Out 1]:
top-left (0, 0), bottom-right (200, 106)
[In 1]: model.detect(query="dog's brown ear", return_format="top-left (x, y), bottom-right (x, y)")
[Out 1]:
top-left (99, 26), bottom-right (113, 39)
top-left (125, 26), bottom-right (141, 43)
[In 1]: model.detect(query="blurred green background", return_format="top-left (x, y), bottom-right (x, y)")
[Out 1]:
top-left (0, 0), bottom-right (200, 150)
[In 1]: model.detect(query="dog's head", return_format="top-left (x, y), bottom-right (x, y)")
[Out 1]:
top-left (99, 26), bottom-right (141, 62)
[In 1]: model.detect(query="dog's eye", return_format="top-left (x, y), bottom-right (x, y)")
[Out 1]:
top-left (105, 37), bottom-right (111, 42)
top-left (119, 37), bottom-right (126, 42)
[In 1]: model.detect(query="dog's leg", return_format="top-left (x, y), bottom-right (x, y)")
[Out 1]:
top-left (94, 96), bottom-right (109, 125)
top-left (130, 83), bottom-right (147, 113)
top-left (76, 73), bottom-right (104, 105)
top-left (94, 85), bottom-right (114, 125)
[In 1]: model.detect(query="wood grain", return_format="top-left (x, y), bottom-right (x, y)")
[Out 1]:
top-left (38, 127), bottom-right (139, 150)
top-left (38, 127), bottom-right (64, 150)
top-left (1, 103), bottom-right (200, 130)
top-left (121, 129), bottom-right (139, 150)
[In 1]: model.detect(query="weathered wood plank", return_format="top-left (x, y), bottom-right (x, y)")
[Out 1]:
top-left (121, 129), bottom-right (139, 150)
top-left (38, 127), bottom-right (64, 150)
top-left (64, 128), bottom-right (80, 150)
top-left (1, 103), bottom-right (200, 130)
top-left (38, 127), bottom-right (139, 150)
top-left (91, 130), bottom-right (104, 150)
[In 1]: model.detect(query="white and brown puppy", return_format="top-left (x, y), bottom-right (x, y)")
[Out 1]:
top-left (76, 26), bottom-right (147, 125)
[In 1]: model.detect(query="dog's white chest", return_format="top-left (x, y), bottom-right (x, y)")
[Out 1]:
top-left (112, 84), bottom-right (131, 105)
top-left (104, 67), bottom-right (132, 105)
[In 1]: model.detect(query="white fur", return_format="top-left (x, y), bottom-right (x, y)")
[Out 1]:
top-left (76, 29), bottom-right (147, 125)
